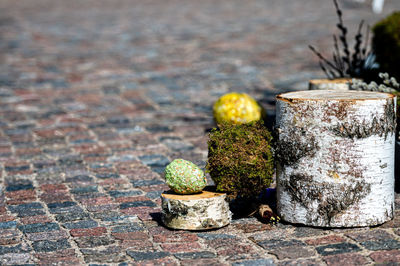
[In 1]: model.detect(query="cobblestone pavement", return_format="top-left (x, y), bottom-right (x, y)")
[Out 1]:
top-left (1, 0), bottom-right (400, 265)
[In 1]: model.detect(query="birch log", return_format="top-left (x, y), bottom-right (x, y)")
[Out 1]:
top-left (276, 90), bottom-right (396, 227)
top-left (309, 78), bottom-right (353, 91)
top-left (161, 190), bottom-right (231, 230)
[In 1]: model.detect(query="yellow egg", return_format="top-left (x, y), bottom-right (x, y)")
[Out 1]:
top-left (213, 92), bottom-right (262, 124)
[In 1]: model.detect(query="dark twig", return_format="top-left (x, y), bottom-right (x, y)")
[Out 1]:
top-left (309, 45), bottom-right (343, 77)
top-left (351, 20), bottom-right (364, 76)
top-left (362, 25), bottom-right (370, 57)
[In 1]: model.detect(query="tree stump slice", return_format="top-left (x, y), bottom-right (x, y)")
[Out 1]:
top-left (309, 78), bottom-right (353, 91)
top-left (276, 90), bottom-right (396, 227)
top-left (161, 189), bottom-right (232, 230)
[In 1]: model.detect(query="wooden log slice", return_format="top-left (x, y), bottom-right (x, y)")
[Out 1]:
top-left (161, 189), bottom-right (232, 230)
top-left (276, 90), bottom-right (396, 227)
top-left (309, 78), bottom-right (353, 91)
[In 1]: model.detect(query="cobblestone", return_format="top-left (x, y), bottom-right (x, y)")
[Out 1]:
top-left (316, 243), bottom-right (361, 256)
top-left (1, 0), bottom-right (400, 264)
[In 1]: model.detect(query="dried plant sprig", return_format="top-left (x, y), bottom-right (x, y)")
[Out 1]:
top-left (351, 72), bottom-right (399, 93)
top-left (309, 0), bottom-right (377, 79)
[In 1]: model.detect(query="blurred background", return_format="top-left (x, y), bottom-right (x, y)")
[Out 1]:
top-left (1, 0), bottom-right (399, 135)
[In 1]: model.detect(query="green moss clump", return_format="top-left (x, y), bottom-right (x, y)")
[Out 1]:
top-left (373, 12), bottom-right (400, 81)
top-left (206, 121), bottom-right (274, 199)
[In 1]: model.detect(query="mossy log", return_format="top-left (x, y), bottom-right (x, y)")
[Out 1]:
top-left (276, 90), bottom-right (396, 227)
top-left (161, 189), bottom-right (231, 230)
top-left (309, 78), bottom-right (353, 91)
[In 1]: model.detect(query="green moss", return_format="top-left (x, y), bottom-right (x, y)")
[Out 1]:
top-left (206, 121), bottom-right (274, 199)
top-left (373, 12), bottom-right (400, 81)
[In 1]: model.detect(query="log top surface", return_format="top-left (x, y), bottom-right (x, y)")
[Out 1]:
top-left (162, 189), bottom-right (225, 200)
top-left (309, 78), bottom-right (353, 84)
top-left (277, 90), bottom-right (395, 101)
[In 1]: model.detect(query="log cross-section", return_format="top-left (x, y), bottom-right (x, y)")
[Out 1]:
top-left (276, 90), bottom-right (396, 227)
top-left (161, 189), bottom-right (231, 230)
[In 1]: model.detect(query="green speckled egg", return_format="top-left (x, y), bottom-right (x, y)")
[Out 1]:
top-left (164, 159), bottom-right (207, 194)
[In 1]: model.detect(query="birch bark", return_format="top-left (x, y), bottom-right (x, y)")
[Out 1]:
top-left (276, 90), bottom-right (396, 227)
top-left (161, 190), bottom-right (231, 230)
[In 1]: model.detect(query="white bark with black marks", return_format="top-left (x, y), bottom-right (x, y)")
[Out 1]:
top-left (276, 90), bottom-right (396, 227)
top-left (161, 190), bottom-right (231, 230)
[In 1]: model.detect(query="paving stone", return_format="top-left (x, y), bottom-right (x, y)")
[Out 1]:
top-left (32, 239), bottom-right (71, 252)
top-left (8, 202), bottom-right (45, 217)
top-left (197, 233), bottom-right (236, 240)
top-left (6, 189), bottom-right (36, 204)
top-left (370, 250), bottom-right (400, 263)
top-left (75, 192), bottom-right (107, 201)
top-left (86, 204), bottom-right (119, 212)
top-left (111, 223), bottom-right (145, 233)
top-left (180, 258), bottom-right (229, 266)
top-left (360, 239), bottom-right (400, 251)
top-left (232, 259), bottom-right (276, 266)
top-left (138, 154), bottom-right (170, 167)
top-left (145, 125), bottom-right (173, 133)
top-left (161, 242), bottom-right (202, 253)
top-left (127, 250), bottom-right (169, 261)
top-left (112, 231), bottom-right (149, 241)
top-left (18, 222), bottom-right (60, 233)
top-left (173, 251), bottom-right (216, 260)
top-left (145, 190), bottom-right (163, 199)
top-left (323, 253), bottom-right (369, 266)
top-left (131, 179), bottom-right (164, 187)
top-left (55, 212), bottom-right (90, 222)
top-left (47, 201), bottom-right (76, 209)
top-left (257, 239), bottom-right (306, 250)
top-left (316, 243), bottom-right (361, 256)
top-left (346, 229), bottom-right (394, 242)
top-left (8, 202), bottom-right (42, 212)
top-left (96, 173), bottom-right (120, 179)
top-left (6, 183), bottom-right (34, 192)
top-left (49, 205), bottom-right (84, 214)
top-left (63, 220), bottom-right (98, 229)
top-left (153, 232), bottom-right (198, 243)
top-left (217, 243), bottom-right (257, 257)
top-left (119, 200), bottom-right (157, 209)
top-left (81, 246), bottom-right (125, 263)
top-left (108, 190), bottom-right (143, 198)
top-left (277, 258), bottom-right (321, 266)
top-left (0, 244), bottom-right (32, 255)
top-left (0, 253), bottom-right (31, 265)
top-left (0, 221), bottom-right (17, 229)
top-left (270, 245), bottom-right (315, 260)
top-left (64, 175), bottom-right (93, 183)
top-left (70, 227), bottom-right (107, 237)
top-left (292, 226), bottom-right (326, 238)
top-left (74, 236), bottom-right (115, 248)
top-left (91, 212), bottom-right (138, 224)
top-left (305, 235), bottom-right (347, 246)
top-left (26, 230), bottom-right (68, 241)
top-left (0, 229), bottom-right (21, 245)
top-left (34, 248), bottom-right (80, 264)
top-left (70, 186), bottom-right (98, 194)
top-left (4, 165), bottom-right (31, 173)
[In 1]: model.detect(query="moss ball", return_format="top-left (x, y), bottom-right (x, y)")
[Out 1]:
top-left (373, 12), bottom-right (400, 81)
top-left (207, 121), bottom-right (274, 199)
top-left (213, 92), bottom-right (262, 125)
top-left (164, 159), bottom-right (207, 194)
